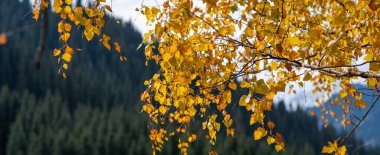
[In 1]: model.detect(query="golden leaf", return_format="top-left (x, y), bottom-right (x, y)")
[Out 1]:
top-left (62, 53), bottom-right (72, 62)
top-left (104, 5), bottom-right (112, 12)
top-left (228, 82), bottom-right (237, 90)
top-left (253, 127), bottom-right (267, 141)
top-left (114, 42), bottom-right (121, 53)
top-left (65, 46), bottom-right (74, 54)
top-left (33, 9), bottom-right (40, 21)
top-left (267, 137), bottom-right (275, 144)
top-left (63, 63), bottom-right (68, 70)
top-left (287, 36), bottom-right (299, 46)
top-left (275, 145), bottom-right (283, 152)
top-left (0, 34), bottom-right (7, 45)
top-left (53, 49), bottom-right (61, 56)
top-left (65, 0), bottom-right (72, 5)
top-left (64, 23), bottom-right (72, 32)
top-left (60, 33), bottom-right (70, 43)
top-left (102, 34), bottom-right (111, 50)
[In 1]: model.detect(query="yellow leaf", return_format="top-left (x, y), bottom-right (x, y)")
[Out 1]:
top-left (102, 34), bottom-right (111, 50)
top-left (287, 36), bottom-right (299, 46)
top-left (0, 34), bottom-right (7, 45)
top-left (65, 0), bottom-right (72, 5)
top-left (53, 0), bottom-right (63, 13)
top-left (370, 62), bottom-right (380, 71)
top-left (228, 82), bottom-right (237, 90)
top-left (240, 80), bottom-right (250, 88)
top-left (363, 36), bottom-right (370, 45)
top-left (41, 0), bottom-right (49, 9)
top-left (58, 21), bottom-right (64, 33)
top-left (85, 8), bottom-right (95, 17)
top-left (322, 145), bottom-right (335, 153)
top-left (33, 9), bottom-right (40, 21)
top-left (63, 63), bottom-right (68, 70)
top-left (303, 73), bottom-right (312, 81)
top-left (245, 28), bottom-right (254, 37)
top-left (255, 79), bottom-right (269, 94)
top-left (114, 42), bottom-right (121, 53)
top-left (214, 123), bottom-right (221, 131)
top-left (337, 145), bottom-right (347, 155)
top-left (64, 6), bottom-right (72, 14)
top-left (143, 104), bottom-right (155, 114)
top-left (367, 78), bottom-right (377, 88)
top-left (64, 23), bottom-right (72, 32)
top-left (53, 49), bottom-right (61, 56)
top-left (105, 5), bottom-right (112, 12)
top-left (62, 53), bottom-right (72, 62)
top-left (322, 141), bottom-right (346, 155)
top-left (159, 106), bottom-right (168, 114)
top-left (65, 46), bottom-right (74, 54)
top-left (360, 101), bottom-right (367, 109)
top-left (339, 90), bottom-right (347, 99)
top-left (275, 81), bottom-right (286, 92)
top-left (74, 7), bottom-right (83, 17)
top-left (275, 145), bottom-right (283, 152)
top-left (84, 30), bottom-right (94, 41)
top-left (223, 90), bottom-right (232, 103)
top-left (253, 127), bottom-right (267, 141)
top-left (162, 53), bottom-right (171, 61)
top-left (60, 33), bottom-right (70, 43)
top-left (267, 121), bottom-right (275, 130)
top-left (354, 100), bottom-right (367, 109)
top-left (239, 95), bottom-right (248, 106)
top-left (267, 137), bottom-right (275, 144)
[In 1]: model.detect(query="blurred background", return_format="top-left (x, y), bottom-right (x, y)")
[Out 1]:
top-left (0, 0), bottom-right (379, 154)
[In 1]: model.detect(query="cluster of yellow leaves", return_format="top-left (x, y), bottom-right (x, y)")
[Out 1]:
top-left (253, 121), bottom-right (284, 151)
top-left (33, 0), bottom-right (125, 78)
top-left (36, 0), bottom-right (380, 154)
top-left (322, 141), bottom-right (347, 155)
top-left (202, 114), bottom-right (221, 145)
top-left (149, 128), bottom-right (168, 153)
top-left (138, 0), bottom-right (380, 154)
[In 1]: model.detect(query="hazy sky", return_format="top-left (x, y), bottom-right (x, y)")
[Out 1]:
top-left (106, 0), bottom-right (163, 34)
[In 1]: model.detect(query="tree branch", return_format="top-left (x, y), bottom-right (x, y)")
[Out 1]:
top-left (34, 9), bottom-right (48, 70)
top-left (259, 51), bottom-right (380, 78)
top-left (339, 93), bottom-right (380, 144)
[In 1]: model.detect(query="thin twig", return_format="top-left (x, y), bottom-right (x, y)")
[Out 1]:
top-left (339, 93), bottom-right (380, 144)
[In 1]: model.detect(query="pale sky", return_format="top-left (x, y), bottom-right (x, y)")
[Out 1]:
top-left (106, 0), bottom-right (164, 34)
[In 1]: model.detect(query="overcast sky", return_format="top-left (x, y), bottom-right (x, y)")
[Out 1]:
top-left (106, 0), bottom-right (163, 34)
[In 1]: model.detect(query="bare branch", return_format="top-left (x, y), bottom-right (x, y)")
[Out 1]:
top-left (339, 93), bottom-right (380, 144)
top-left (34, 9), bottom-right (48, 70)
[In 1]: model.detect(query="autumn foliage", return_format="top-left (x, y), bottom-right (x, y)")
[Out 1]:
top-left (32, 0), bottom-right (125, 78)
top-left (32, 0), bottom-right (380, 154)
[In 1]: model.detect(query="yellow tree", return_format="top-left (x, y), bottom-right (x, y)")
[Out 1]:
top-left (32, 0), bottom-right (380, 154)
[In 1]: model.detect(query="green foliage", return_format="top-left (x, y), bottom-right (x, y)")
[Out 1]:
top-left (5, 90), bottom-right (152, 155)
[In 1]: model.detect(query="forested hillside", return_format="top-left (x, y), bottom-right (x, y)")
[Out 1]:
top-left (0, 0), bottom-right (379, 155)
